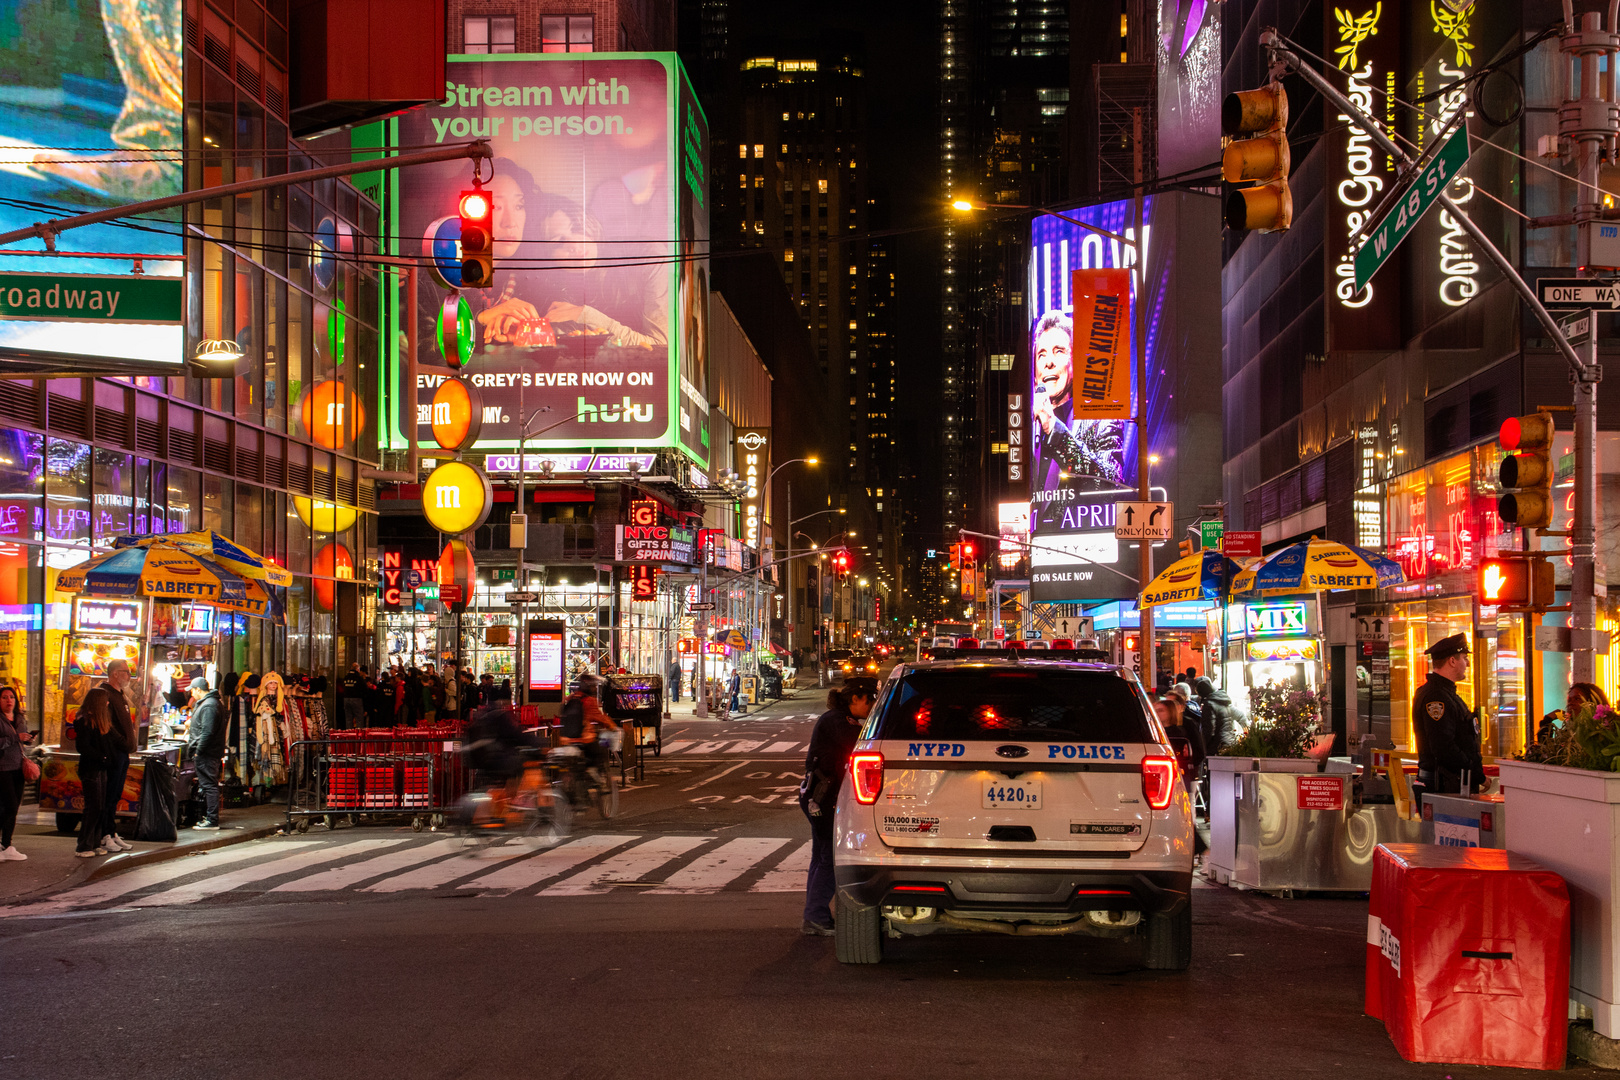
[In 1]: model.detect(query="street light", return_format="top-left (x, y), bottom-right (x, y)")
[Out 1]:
top-left (758, 455), bottom-right (819, 690)
top-left (950, 199), bottom-right (1138, 249)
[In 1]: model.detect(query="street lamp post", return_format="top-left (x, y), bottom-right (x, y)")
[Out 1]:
top-left (757, 457), bottom-right (817, 689)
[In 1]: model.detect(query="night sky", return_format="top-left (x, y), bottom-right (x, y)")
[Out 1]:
top-left (729, 0), bottom-right (947, 542)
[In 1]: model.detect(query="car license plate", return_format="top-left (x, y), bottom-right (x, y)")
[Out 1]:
top-left (983, 779), bottom-right (1042, 809)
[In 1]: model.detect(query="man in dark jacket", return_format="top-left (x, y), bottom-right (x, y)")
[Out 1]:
top-left (1193, 676), bottom-right (1239, 751)
top-left (339, 664), bottom-right (366, 729)
top-left (799, 675), bottom-right (878, 936)
top-left (1414, 634), bottom-right (1485, 796)
top-left (185, 677), bottom-right (226, 829)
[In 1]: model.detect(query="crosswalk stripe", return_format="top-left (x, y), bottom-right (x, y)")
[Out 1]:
top-left (764, 741), bottom-right (800, 754)
top-left (685, 740), bottom-right (732, 754)
top-left (727, 740), bottom-right (767, 753)
top-left (131, 840), bottom-right (407, 906)
top-left (462, 834), bottom-right (637, 895)
top-left (0, 842), bottom-right (316, 917)
top-left (647, 838), bottom-right (791, 894)
top-left (271, 838), bottom-right (462, 893)
top-left (661, 740), bottom-right (696, 754)
top-left (749, 840), bottom-right (811, 892)
top-left (541, 835), bottom-right (709, 895)
top-left (360, 841), bottom-right (529, 893)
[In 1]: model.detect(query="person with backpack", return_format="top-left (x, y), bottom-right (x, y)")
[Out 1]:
top-left (558, 674), bottom-right (621, 773)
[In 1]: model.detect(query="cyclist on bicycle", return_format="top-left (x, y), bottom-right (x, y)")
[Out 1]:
top-left (559, 673), bottom-right (621, 773)
top-left (463, 690), bottom-right (541, 791)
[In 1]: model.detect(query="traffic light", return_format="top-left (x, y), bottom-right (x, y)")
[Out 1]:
top-left (1478, 556), bottom-right (1555, 611)
top-left (961, 541), bottom-right (976, 566)
top-left (1179, 538), bottom-right (1196, 559)
top-left (833, 550), bottom-right (851, 576)
top-left (458, 187), bottom-right (494, 289)
top-left (1223, 81), bottom-right (1292, 232)
top-left (949, 543), bottom-right (962, 570)
top-left (1497, 411), bottom-right (1555, 530)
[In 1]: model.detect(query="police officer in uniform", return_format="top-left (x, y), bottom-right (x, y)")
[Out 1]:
top-left (1412, 633), bottom-right (1485, 796)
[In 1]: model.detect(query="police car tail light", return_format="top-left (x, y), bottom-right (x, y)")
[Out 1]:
top-left (1141, 755), bottom-right (1177, 810)
top-left (851, 751), bottom-right (885, 804)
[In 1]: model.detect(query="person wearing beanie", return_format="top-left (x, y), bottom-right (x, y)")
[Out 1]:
top-left (1170, 681), bottom-right (1206, 746)
top-left (186, 677), bottom-right (226, 830)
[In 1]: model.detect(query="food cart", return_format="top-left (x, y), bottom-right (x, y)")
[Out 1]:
top-left (39, 533), bottom-right (287, 834)
top-left (604, 672), bottom-right (664, 767)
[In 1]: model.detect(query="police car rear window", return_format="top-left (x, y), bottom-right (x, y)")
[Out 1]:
top-left (869, 669), bottom-right (1152, 743)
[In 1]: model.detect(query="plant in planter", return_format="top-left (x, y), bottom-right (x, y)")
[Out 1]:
top-left (1518, 701), bottom-right (1620, 771)
top-left (1222, 683), bottom-right (1324, 759)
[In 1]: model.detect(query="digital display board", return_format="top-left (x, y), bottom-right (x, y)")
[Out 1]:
top-left (0, 0), bottom-right (184, 368)
top-left (393, 54), bottom-right (709, 460)
top-left (527, 618), bottom-right (565, 702)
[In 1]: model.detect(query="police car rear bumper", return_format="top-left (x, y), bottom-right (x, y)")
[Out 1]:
top-left (835, 864), bottom-right (1192, 914)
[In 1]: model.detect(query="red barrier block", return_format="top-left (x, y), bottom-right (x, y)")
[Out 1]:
top-left (1367, 843), bottom-right (1570, 1070)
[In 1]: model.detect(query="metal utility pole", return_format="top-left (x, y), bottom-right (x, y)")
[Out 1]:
top-left (1260, 25), bottom-right (1607, 683)
top-left (1133, 107), bottom-right (1156, 694)
top-left (1562, 2), bottom-right (1613, 683)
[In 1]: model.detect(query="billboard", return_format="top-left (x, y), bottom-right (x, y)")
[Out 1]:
top-left (0, 0), bottom-right (183, 368)
top-left (394, 53), bottom-right (709, 460)
top-left (1027, 199), bottom-right (1150, 602)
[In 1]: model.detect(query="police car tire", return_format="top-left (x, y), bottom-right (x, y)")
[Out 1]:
top-left (834, 892), bottom-right (883, 964)
top-left (1143, 902), bottom-right (1192, 971)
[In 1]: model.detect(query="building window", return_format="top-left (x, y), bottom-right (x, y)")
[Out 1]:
top-left (543, 15), bottom-right (594, 52)
top-left (753, 144), bottom-right (764, 158)
top-left (464, 16), bottom-right (516, 54)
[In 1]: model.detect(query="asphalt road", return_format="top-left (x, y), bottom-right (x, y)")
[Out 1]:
top-left (1, 707), bottom-right (1605, 1078)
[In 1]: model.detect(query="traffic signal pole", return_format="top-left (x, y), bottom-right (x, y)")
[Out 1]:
top-left (1260, 26), bottom-right (1606, 684)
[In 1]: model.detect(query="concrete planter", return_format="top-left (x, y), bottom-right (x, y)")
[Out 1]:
top-left (1498, 759), bottom-right (1620, 1038)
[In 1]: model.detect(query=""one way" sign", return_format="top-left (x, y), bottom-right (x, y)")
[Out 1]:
top-left (1114, 501), bottom-right (1173, 540)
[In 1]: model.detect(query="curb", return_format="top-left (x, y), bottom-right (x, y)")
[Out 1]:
top-left (1572, 1023), bottom-right (1620, 1071)
top-left (2, 820), bottom-right (284, 907)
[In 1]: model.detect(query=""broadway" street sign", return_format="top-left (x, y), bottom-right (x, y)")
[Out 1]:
top-left (0, 271), bottom-right (182, 324)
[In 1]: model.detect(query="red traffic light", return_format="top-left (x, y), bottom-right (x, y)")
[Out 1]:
top-left (962, 542), bottom-right (975, 559)
top-left (459, 190), bottom-right (491, 222)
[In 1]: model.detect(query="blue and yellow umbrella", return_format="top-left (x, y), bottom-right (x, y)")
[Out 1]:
top-left (1139, 550), bottom-right (1251, 608)
top-left (114, 530), bottom-right (292, 587)
top-left (1231, 538), bottom-right (1404, 595)
top-left (57, 545), bottom-right (284, 623)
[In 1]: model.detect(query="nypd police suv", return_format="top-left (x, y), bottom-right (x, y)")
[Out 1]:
top-left (832, 656), bottom-right (1195, 967)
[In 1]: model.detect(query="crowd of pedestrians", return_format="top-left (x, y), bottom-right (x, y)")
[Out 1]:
top-left (333, 662), bottom-right (513, 729)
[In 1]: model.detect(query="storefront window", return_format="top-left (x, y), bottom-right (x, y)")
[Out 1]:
top-left (237, 484), bottom-right (263, 559)
top-left (202, 473), bottom-right (231, 536)
top-left (0, 430), bottom-right (43, 542)
top-left (44, 439), bottom-right (90, 548)
top-left (0, 542), bottom-right (42, 731)
top-left (286, 491), bottom-right (310, 574)
top-left (166, 467), bottom-right (198, 532)
top-left (93, 450), bottom-right (133, 546)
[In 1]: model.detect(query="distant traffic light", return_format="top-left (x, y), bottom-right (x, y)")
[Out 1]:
top-left (1222, 81), bottom-right (1291, 232)
top-left (1478, 556), bottom-right (1555, 611)
top-left (1498, 411), bottom-right (1555, 530)
top-left (961, 541), bottom-right (975, 565)
top-left (459, 187), bottom-right (494, 289)
top-left (1179, 538), bottom-right (1196, 559)
top-left (948, 543), bottom-right (962, 570)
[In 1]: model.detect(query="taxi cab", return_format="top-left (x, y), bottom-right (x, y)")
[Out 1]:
top-left (832, 657), bottom-right (1194, 967)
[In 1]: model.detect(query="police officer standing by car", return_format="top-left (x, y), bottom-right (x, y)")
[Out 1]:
top-left (1413, 633), bottom-right (1485, 797)
top-left (799, 675), bottom-right (878, 936)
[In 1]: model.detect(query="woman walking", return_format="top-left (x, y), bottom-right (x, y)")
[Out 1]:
top-left (798, 676), bottom-right (878, 935)
top-left (73, 688), bottom-right (117, 858)
top-left (0, 684), bottom-right (33, 861)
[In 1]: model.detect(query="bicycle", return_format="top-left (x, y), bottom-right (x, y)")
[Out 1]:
top-left (551, 730), bottom-right (620, 819)
top-left (455, 748), bottom-right (572, 848)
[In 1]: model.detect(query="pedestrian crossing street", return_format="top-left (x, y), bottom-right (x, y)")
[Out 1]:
top-left (2, 833), bottom-right (815, 916)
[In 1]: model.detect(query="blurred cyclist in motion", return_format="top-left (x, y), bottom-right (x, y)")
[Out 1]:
top-left (559, 673), bottom-right (621, 773)
top-left (463, 688), bottom-right (541, 795)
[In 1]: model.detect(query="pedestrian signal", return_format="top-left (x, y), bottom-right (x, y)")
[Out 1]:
top-left (1477, 557), bottom-right (1554, 611)
top-left (1223, 82), bottom-right (1291, 232)
top-left (1497, 411), bottom-right (1555, 530)
top-left (459, 187), bottom-right (495, 289)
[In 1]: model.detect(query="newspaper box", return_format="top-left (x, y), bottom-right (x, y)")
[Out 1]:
top-left (1366, 843), bottom-right (1570, 1070)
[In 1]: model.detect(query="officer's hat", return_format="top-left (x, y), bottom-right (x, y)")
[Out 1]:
top-left (1425, 633), bottom-right (1470, 662)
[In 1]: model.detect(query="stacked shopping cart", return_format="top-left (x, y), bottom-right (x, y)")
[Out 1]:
top-left (286, 724), bottom-right (469, 833)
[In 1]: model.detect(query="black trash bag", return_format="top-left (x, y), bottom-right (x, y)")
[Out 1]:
top-left (135, 756), bottom-right (179, 843)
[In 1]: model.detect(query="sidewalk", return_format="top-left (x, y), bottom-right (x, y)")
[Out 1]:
top-left (662, 680), bottom-right (824, 723)
top-left (0, 800), bottom-right (287, 906)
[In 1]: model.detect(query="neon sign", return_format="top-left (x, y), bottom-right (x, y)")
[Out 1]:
top-left (1333, 3), bottom-right (1386, 309)
top-left (75, 597), bottom-right (143, 635)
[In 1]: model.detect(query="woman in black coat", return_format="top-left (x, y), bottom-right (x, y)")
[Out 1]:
top-left (798, 676), bottom-right (879, 936)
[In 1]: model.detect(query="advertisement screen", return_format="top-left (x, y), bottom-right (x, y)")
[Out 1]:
top-left (527, 618), bottom-right (565, 702)
top-left (1028, 200), bottom-right (1151, 602)
top-left (396, 54), bottom-right (704, 454)
top-left (0, 0), bottom-right (183, 367)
